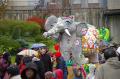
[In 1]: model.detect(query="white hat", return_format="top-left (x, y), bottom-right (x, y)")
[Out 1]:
top-left (116, 47), bottom-right (120, 54)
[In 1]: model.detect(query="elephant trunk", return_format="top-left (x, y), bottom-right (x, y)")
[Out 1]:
top-left (43, 25), bottom-right (63, 37)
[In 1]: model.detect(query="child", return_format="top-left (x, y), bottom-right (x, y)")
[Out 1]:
top-left (73, 65), bottom-right (83, 79)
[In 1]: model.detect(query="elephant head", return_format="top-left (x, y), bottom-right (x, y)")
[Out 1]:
top-left (43, 15), bottom-right (75, 37)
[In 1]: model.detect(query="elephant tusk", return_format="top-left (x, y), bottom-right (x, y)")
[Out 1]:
top-left (43, 32), bottom-right (48, 37)
top-left (65, 29), bottom-right (71, 36)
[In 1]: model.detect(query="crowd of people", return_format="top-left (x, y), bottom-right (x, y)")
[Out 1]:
top-left (0, 43), bottom-right (120, 79)
top-left (0, 44), bottom-right (68, 79)
top-left (95, 45), bottom-right (120, 79)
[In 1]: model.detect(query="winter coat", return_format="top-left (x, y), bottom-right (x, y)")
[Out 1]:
top-left (21, 62), bottom-right (40, 79)
top-left (41, 54), bottom-right (52, 72)
top-left (56, 57), bottom-right (68, 79)
top-left (19, 56), bottom-right (32, 74)
top-left (32, 57), bottom-right (45, 79)
top-left (54, 69), bottom-right (63, 79)
top-left (0, 66), bottom-right (4, 79)
top-left (95, 57), bottom-right (120, 79)
top-left (19, 63), bottom-right (26, 74)
top-left (0, 58), bottom-right (10, 79)
top-left (10, 75), bottom-right (21, 79)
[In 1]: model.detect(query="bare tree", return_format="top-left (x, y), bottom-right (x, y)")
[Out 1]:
top-left (62, 0), bottom-right (71, 16)
top-left (0, 0), bottom-right (8, 18)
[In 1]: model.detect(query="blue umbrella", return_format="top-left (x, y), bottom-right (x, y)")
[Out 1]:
top-left (31, 43), bottom-right (46, 49)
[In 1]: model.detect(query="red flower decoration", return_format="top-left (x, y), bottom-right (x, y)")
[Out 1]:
top-left (27, 16), bottom-right (46, 29)
top-left (54, 43), bottom-right (60, 52)
top-left (55, 52), bottom-right (61, 58)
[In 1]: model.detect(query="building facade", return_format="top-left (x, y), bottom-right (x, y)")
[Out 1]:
top-left (1, 0), bottom-right (105, 27)
top-left (104, 0), bottom-right (120, 43)
top-left (3, 0), bottom-right (50, 20)
top-left (71, 0), bottom-right (103, 27)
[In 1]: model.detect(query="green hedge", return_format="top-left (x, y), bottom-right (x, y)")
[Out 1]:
top-left (0, 20), bottom-right (56, 54)
top-left (0, 20), bottom-right (41, 38)
top-left (0, 36), bottom-right (21, 53)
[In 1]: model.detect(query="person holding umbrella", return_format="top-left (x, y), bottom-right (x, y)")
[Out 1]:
top-left (38, 44), bottom-right (52, 73)
top-left (31, 43), bottom-right (52, 76)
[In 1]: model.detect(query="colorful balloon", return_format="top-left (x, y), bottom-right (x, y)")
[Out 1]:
top-left (99, 27), bottom-right (110, 42)
top-left (84, 64), bottom-right (90, 74)
top-left (104, 28), bottom-right (110, 41)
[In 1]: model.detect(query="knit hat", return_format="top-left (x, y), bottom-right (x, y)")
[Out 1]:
top-left (7, 65), bottom-right (20, 76)
top-left (55, 52), bottom-right (61, 58)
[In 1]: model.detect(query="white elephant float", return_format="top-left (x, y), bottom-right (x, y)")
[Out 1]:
top-left (43, 15), bottom-right (99, 65)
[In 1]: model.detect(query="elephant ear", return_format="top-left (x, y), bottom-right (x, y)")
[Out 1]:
top-left (44, 15), bottom-right (58, 31)
top-left (76, 23), bottom-right (88, 37)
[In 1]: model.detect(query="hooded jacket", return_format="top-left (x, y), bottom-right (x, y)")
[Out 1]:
top-left (21, 62), bottom-right (40, 79)
top-left (54, 69), bottom-right (63, 79)
top-left (95, 57), bottom-right (120, 79)
top-left (32, 57), bottom-right (45, 79)
top-left (41, 54), bottom-right (52, 72)
top-left (56, 56), bottom-right (68, 79)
